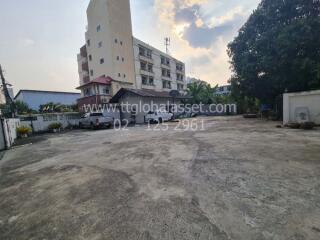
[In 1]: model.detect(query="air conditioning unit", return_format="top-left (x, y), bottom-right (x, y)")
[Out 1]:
top-left (295, 107), bottom-right (310, 123)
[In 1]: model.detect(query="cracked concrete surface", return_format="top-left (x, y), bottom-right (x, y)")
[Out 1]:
top-left (0, 116), bottom-right (320, 240)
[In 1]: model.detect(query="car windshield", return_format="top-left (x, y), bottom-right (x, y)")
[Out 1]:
top-left (90, 113), bottom-right (103, 117)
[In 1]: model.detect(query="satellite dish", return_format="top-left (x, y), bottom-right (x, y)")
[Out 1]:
top-left (169, 90), bottom-right (180, 98)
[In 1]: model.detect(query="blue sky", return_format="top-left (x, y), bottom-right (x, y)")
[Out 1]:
top-left (0, 0), bottom-right (260, 95)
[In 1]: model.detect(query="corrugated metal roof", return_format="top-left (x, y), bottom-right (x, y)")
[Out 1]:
top-left (110, 88), bottom-right (191, 103)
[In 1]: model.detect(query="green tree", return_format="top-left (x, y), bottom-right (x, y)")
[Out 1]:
top-left (39, 102), bottom-right (78, 113)
top-left (14, 100), bottom-right (32, 115)
top-left (187, 81), bottom-right (217, 104)
top-left (228, 0), bottom-right (320, 104)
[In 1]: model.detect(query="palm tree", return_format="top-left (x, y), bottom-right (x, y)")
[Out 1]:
top-left (187, 82), bottom-right (217, 104)
top-left (187, 82), bottom-right (205, 104)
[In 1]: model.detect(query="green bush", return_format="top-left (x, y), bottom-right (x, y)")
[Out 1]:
top-left (17, 126), bottom-right (32, 136)
top-left (48, 122), bottom-right (62, 130)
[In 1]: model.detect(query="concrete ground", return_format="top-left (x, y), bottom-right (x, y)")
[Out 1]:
top-left (0, 116), bottom-right (320, 240)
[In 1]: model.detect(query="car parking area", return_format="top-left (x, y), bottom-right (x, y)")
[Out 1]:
top-left (1, 116), bottom-right (320, 240)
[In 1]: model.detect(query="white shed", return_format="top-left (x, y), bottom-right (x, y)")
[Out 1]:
top-left (283, 90), bottom-right (320, 124)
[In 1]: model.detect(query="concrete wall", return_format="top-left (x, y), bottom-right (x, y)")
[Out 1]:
top-left (0, 118), bottom-right (20, 150)
top-left (15, 91), bottom-right (80, 111)
top-left (19, 113), bottom-right (82, 133)
top-left (19, 111), bottom-right (120, 132)
top-left (283, 90), bottom-right (320, 124)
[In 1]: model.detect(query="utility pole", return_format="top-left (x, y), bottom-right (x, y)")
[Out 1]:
top-left (0, 64), bottom-right (15, 117)
top-left (164, 37), bottom-right (170, 54)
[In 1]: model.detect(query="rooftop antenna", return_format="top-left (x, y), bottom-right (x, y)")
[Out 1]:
top-left (164, 37), bottom-right (170, 54)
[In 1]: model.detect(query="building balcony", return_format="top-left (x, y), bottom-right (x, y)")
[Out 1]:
top-left (162, 75), bottom-right (171, 81)
top-left (161, 64), bottom-right (170, 69)
top-left (139, 54), bottom-right (153, 63)
top-left (82, 62), bottom-right (89, 72)
top-left (176, 78), bottom-right (185, 82)
top-left (77, 94), bottom-right (112, 108)
top-left (140, 69), bottom-right (154, 76)
top-left (176, 69), bottom-right (184, 74)
top-left (80, 45), bottom-right (87, 58)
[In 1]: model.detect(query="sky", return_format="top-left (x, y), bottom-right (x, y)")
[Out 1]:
top-left (0, 0), bottom-right (261, 96)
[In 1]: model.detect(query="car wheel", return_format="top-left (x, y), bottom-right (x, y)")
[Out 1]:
top-left (158, 118), bottom-right (163, 123)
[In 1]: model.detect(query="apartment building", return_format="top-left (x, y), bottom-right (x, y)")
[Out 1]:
top-left (214, 85), bottom-right (232, 96)
top-left (133, 38), bottom-right (186, 93)
top-left (77, 0), bottom-right (186, 107)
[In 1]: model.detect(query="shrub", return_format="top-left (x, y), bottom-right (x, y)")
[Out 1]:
top-left (300, 122), bottom-right (315, 130)
top-left (48, 122), bottom-right (62, 130)
top-left (285, 122), bottom-right (301, 129)
top-left (17, 126), bottom-right (32, 136)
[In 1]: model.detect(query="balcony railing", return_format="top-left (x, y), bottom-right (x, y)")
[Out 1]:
top-left (82, 62), bottom-right (89, 72)
top-left (80, 45), bottom-right (87, 58)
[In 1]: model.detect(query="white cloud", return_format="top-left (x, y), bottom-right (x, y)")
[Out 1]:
top-left (20, 38), bottom-right (35, 47)
top-left (150, 0), bottom-right (258, 86)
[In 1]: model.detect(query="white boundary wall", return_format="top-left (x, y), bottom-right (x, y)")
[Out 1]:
top-left (283, 90), bottom-right (320, 124)
top-left (19, 113), bottom-right (81, 133)
top-left (0, 118), bottom-right (20, 150)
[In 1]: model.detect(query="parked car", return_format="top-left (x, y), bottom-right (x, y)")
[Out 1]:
top-left (79, 112), bottom-right (113, 129)
top-left (145, 110), bottom-right (173, 123)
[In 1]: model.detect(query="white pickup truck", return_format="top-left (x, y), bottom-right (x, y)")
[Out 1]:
top-left (79, 112), bottom-right (113, 129)
top-left (145, 110), bottom-right (173, 123)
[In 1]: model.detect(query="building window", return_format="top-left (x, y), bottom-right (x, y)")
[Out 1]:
top-left (84, 88), bottom-right (91, 96)
top-left (162, 80), bottom-right (171, 89)
top-left (142, 75), bottom-right (154, 86)
top-left (149, 76), bottom-right (154, 85)
top-left (142, 75), bottom-right (148, 85)
top-left (177, 73), bottom-right (184, 81)
top-left (139, 45), bottom-right (152, 59)
top-left (148, 64), bottom-right (153, 73)
top-left (90, 70), bottom-right (93, 76)
top-left (117, 56), bottom-right (120, 61)
top-left (97, 25), bottom-right (101, 32)
top-left (87, 39), bottom-right (90, 46)
top-left (98, 41), bottom-right (102, 48)
top-left (103, 87), bottom-right (110, 95)
top-left (140, 61), bottom-right (147, 71)
top-left (122, 57), bottom-right (124, 62)
top-left (177, 84), bottom-right (184, 90)
top-left (115, 39), bottom-right (118, 43)
top-left (120, 41), bottom-right (123, 45)
top-left (176, 63), bottom-right (184, 71)
top-left (162, 68), bottom-right (171, 78)
top-left (161, 56), bottom-right (170, 66)
top-left (123, 74), bottom-right (126, 78)
top-left (118, 73), bottom-right (121, 77)
top-left (100, 58), bottom-right (104, 64)
top-left (89, 55), bottom-right (92, 61)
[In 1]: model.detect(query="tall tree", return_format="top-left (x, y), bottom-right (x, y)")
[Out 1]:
top-left (228, 0), bottom-right (320, 104)
top-left (187, 81), bottom-right (217, 104)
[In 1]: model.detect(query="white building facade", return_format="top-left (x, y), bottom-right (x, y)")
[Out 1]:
top-left (77, 0), bottom-right (186, 107)
top-left (133, 38), bottom-right (186, 93)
